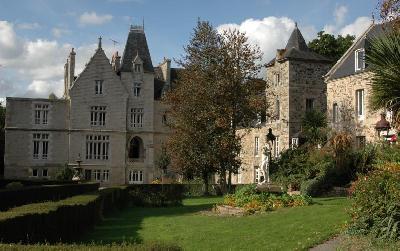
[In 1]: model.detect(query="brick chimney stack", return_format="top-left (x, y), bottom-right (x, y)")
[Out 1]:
top-left (276, 49), bottom-right (286, 60)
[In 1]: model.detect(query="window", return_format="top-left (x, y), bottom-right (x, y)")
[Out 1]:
top-left (356, 89), bottom-right (364, 118)
top-left (95, 80), bottom-right (103, 95)
top-left (33, 133), bottom-right (49, 159)
top-left (274, 73), bottom-right (281, 86)
top-left (102, 170), bottom-right (110, 182)
top-left (306, 99), bottom-right (314, 112)
top-left (333, 103), bottom-right (339, 123)
top-left (42, 169), bottom-right (48, 177)
top-left (133, 82), bottom-right (141, 97)
top-left (355, 48), bottom-right (365, 71)
top-left (237, 168), bottom-right (242, 184)
top-left (32, 169), bottom-right (38, 177)
top-left (85, 135), bottom-right (110, 160)
top-left (356, 136), bottom-right (366, 148)
top-left (129, 137), bottom-right (144, 159)
top-left (94, 169), bottom-right (101, 181)
top-left (254, 166), bottom-right (260, 183)
top-left (134, 64), bottom-right (141, 73)
top-left (129, 170), bottom-right (143, 184)
top-left (274, 136), bottom-right (280, 157)
top-left (275, 99), bottom-right (280, 120)
top-left (90, 106), bottom-right (106, 126)
top-left (254, 136), bottom-right (259, 156)
top-left (130, 108), bottom-right (144, 128)
top-left (34, 104), bottom-right (49, 125)
top-left (291, 138), bottom-right (299, 149)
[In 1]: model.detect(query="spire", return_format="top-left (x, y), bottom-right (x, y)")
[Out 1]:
top-left (285, 23), bottom-right (309, 51)
top-left (98, 36), bottom-right (102, 49)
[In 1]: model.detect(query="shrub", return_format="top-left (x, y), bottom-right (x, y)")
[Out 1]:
top-left (0, 183), bottom-right (99, 211)
top-left (127, 184), bottom-right (185, 207)
top-left (348, 170), bottom-right (400, 240)
top-left (5, 182), bottom-right (23, 190)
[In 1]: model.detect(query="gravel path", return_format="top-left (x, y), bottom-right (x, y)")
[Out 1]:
top-left (309, 235), bottom-right (344, 251)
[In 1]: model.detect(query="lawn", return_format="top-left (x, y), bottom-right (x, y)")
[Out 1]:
top-left (83, 196), bottom-right (350, 251)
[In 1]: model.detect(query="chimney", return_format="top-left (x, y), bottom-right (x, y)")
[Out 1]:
top-left (160, 57), bottom-right (171, 88)
top-left (67, 48), bottom-right (76, 88)
top-left (111, 51), bottom-right (121, 72)
top-left (276, 49), bottom-right (286, 60)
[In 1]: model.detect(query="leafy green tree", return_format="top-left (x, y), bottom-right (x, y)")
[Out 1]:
top-left (302, 109), bottom-right (328, 147)
top-left (366, 31), bottom-right (400, 127)
top-left (0, 102), bottom-right (5, 178)
top-left (308, 31), bottom-right (355, 62)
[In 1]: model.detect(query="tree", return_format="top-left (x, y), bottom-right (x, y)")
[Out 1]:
top-left (308, 31), bottom-right (355, 62)
top-left (302, 109), bottom-right (328, 147)
top-left (0, 102), bottom-right (5, 178)
top-left (366, 31), bottom-right (400, 127)
top-left (380, 0), bottom-right (400, 29)
top-left (155, 145), bottom-right (171, 182)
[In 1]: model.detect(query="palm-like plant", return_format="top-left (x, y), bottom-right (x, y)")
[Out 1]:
top-left (366, 30), bottom-right (400, 126)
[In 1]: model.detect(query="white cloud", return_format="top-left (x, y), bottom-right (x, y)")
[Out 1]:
top-left (334, 5), bottom-right (348, 26)
top-left (27, 79), bottom-right (64, 98)
top-left (339, 16), bottom-right (372, 38)
top-left (217, 17), bottom-right (315, 64)
top-left (0, 21), bottom-right (24, 59)
top-left (79, 12), bottom-right (113, 26)
top-left (52, 27), bottom-right (70, 38)
top-left (16, 22), bottom-right (41, 30)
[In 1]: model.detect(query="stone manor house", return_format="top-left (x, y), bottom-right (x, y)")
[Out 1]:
top-left (4, 25), bottom-right (179, 185)
top-left (4, 22), bottom-right (394, 185)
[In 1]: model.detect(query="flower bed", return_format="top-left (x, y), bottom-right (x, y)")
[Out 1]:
top-left (221, 184), bottom-right (312, 215)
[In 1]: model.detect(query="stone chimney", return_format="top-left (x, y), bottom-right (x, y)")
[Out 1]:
top-left (276, 49), bottom-right (286, 60)
top-left (111, 51), bottom-right (121, 72)
top-left (63, 48), bottom-right (76, 98)
top-left (159, 57), bottom-right (171, 87)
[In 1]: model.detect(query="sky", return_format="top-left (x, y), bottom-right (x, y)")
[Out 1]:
top-left (0, 0), bottom-right (379, 103)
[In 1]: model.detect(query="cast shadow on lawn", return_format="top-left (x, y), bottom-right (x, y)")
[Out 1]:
top-left (82, 199), bottom-right (217, 245)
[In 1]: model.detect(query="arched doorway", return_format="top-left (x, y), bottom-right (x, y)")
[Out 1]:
top-left (129, 136), bottom-right (144, 160)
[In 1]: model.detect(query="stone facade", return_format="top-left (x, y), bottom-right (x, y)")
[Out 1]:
top-left (4, 26), bottom-right (176, 186)
top-left (235, 25), bottom-right (331, 184)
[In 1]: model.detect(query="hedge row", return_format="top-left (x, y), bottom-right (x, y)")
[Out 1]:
top-left (0, 183), bottom-right (99, 211)
top-left (0, 179), bottom-right (77, 189)
top-left (0, 187), bottom-right (128, 244)
top-left (127, 184), bottom-right (185, 206)
top-left (182, 184), bottom-right (247, 197)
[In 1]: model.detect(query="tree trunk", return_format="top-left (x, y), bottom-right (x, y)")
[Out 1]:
top-left (227, 169), bottom-right (232, 193)
top-left (203, 171), bottom-right (210, 196)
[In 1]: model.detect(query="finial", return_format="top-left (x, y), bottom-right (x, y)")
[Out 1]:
top-left (98, 36), bottom-right (102, 49)
top-left (295, 22), bottom-right (298, 28)
top-left (372, 12), bottom-right (375, 24)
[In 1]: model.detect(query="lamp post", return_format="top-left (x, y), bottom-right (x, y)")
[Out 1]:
top-left (72, 154), bottom-right (83, 181)
top-left (265, 128), bottom-right (276, 183)
top-left (375, 113), bottom-right (391, 140)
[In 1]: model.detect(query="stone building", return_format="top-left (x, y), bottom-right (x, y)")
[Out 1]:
top-left (235, 24), bottom-right (332, 184)
top-left (4, 25), bottom-right (179, 185)
top-left (325, 22), bottom-right (395, 146)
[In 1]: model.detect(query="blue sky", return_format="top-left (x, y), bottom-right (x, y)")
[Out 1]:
top-left (0, 0), bottom-right (378, 101)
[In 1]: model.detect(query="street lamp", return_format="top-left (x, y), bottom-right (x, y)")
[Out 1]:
top-left (264, 128), bottom-right (276, 183)
top-left (72, 154), bottom-right (83, 181)
top-left (375, 113), bottom-right (391, 140)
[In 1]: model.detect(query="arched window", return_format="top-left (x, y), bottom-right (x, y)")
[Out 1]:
top-left (129, 137), bottom-right (144, 159)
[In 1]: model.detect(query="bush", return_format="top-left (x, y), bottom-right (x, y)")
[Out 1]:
top-left (0, 179), bottom-right (77, 189)
top-left (5, 182), bottom-right (23, 190)
top-left (0, 183), bottom-right (99, 211)
top-left (127, 184), bottom-right (185, 207)
top-left (348, 170), bottom-right (400, 240)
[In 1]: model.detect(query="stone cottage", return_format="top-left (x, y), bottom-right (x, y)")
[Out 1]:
top-left (4, 25), bottom-right (179, 185)
top-left (325, 22), bottom-right (395, 146)
top-left (236, 24), bottom-right (332, 184)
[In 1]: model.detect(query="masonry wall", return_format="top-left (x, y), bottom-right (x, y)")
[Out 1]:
top-left (327, 72), bottom-right (383, 143)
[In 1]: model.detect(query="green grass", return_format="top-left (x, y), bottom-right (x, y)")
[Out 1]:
top-left (83, 196), bottom-right (350, 251)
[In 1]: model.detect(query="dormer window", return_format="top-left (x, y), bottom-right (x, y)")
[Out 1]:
top-left (355, 48), bottom-right (365, 71)
top-left (134, 64), bottom-right (141, 73)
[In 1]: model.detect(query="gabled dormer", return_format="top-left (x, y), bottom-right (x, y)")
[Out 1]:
top-left (133, 53), bottom-right (144, 76)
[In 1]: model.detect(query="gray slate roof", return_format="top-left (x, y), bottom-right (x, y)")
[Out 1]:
top-left (120, 28), bottom-right (154, 72)
top-left (266, 25), bottom-right (332, 67)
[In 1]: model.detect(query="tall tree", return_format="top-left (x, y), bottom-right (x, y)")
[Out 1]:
top-left (0, 102), bottom-right (5, 178)
top-left (308, 31), bottom-right (355, 62)
top-left (380, 0), bottom-right (400, 29)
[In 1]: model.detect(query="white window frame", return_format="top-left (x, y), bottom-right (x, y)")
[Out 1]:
top-left (90, 106), bottom-right (106, 126)
top-left (291, 138), bottom-right (299, 149)
top-left (94, 169), bottom-right (101, 181)
top-left (85, 135), bottom-right (110, 160)
top-left (42, 169), bottom-right (48, 177)
top-left (102, 170), bottom-right (110, 182)
top-left (129, 170), bottom-right (144, 184)
top-left (33, 133), bottom-right (49, 160)
top-left (95, 80), bottom-right (103, 95)
top-left (254, 136), bottom-right (259, 156)
top-left (133, 82), bottom-right (141, 97)
top-left (237, 168), bottom-right (242, 184)
top-left (34, 104), bottom-right (49, 125)
top-left (130, 108), bottom-right (144, 128)
top-left (355, 48), bottom-right (365, 71)
top-left (356, 89), bottom-right (365, 120)
top-left (254, 166), bottom-right (260, 183)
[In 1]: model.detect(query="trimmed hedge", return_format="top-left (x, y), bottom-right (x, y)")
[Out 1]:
top-left (127, 184), bottom-right (185, 206)
top-left (0, 179), bottom-right (77, 189)
top-left (0, 187), bottom-right (128, 244)
top-left (0, 183), bottom-right (99, 211)
top-left (182, 184), bottom-right (246, 197)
